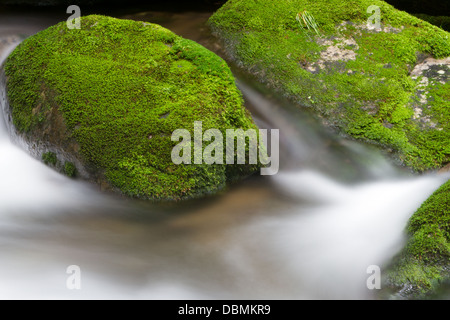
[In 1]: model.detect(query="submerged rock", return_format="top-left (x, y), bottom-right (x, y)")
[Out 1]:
top-left (209, 0), bottom-right (450, 172)
top-left (3, 14), bottom-right (261, 200)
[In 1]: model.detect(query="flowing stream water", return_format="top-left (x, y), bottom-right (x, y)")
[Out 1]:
top-left (0, 6), bottom-right (448, 299)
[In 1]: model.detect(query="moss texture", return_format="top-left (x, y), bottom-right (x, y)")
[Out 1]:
top-left (64, 161), bottom-right (77, 178)
top-left (385, 179), bottom-right (450, 298)
top-left (42, 151), bottom-right (58, 166)
top-left (209, 0), bottom-right (450, 172)
top-left (5, 14), bottom-right (260, 200)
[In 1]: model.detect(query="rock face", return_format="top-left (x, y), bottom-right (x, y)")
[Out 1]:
top-left (209, 0), bottom-right (450, 172)
top-left (4, 15), bottom-right (260, 200)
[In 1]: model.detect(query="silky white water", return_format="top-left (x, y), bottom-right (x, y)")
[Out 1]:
top-left (0, 10), bottom-right (447, 300)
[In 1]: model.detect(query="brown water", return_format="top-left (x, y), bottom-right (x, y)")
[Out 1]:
top-left (0, 6), bottom-right (447, 299)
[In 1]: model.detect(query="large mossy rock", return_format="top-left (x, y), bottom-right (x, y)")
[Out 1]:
top-left (4, 14), bottom-right (260, 200)
top-left (209, 0), bottom-right (450, 172)
top-left (384, 179), bottom-right (450, 299)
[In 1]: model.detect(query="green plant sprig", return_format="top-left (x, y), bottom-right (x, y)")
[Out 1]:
top-left (296, 10), bottom-right (321, 39)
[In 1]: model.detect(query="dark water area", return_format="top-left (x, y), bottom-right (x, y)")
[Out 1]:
top-left (0, 0), bottom-right (226, 13)
top-left (0, 4), bottom-right (448, 299)
top-left (384, 0), bottom-right (449, 16)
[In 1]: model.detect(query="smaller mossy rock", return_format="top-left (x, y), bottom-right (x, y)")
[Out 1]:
top-left (209, 0), bottom-right (450, 172)
top-left (384, 179), bottom-right (450, 298)
top-left (4, 14), bottom-right (261, 200)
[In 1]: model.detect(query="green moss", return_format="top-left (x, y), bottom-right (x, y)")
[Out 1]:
top-left (64, 162), bottom-right (77, 178)
top-left (209, 0), bottom-right (450, 171)
top-left (42, 152), bottom-right (58, 167)
top-left (385, 179), bottom-right (450, 298)
top-left (408, 180), bottom-right (450, 261)
top-left (5, 15), bottom-right (261, 200)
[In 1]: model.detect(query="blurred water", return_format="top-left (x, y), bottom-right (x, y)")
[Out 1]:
top-left (0, 8), bottom-right (447, 299)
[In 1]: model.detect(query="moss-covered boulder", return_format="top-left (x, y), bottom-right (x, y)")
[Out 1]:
top-left (209, 0), bottom-right (450, 172)
top-left (3, 14), bottom-right (261, 200)
top-left (384, 179), bottom-right (450, 299)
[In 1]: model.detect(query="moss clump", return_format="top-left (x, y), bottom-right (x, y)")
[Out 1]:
top-left (42, 152), bottom-right (58, 167)
top-left (209, 0), bottom-right (450, 172)
top-left (385, 179), bottom-right (450, 298)
top-left (64, 162), bottom-right (77, 178)
top-left (5, 15), bottom-right (261, 200)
